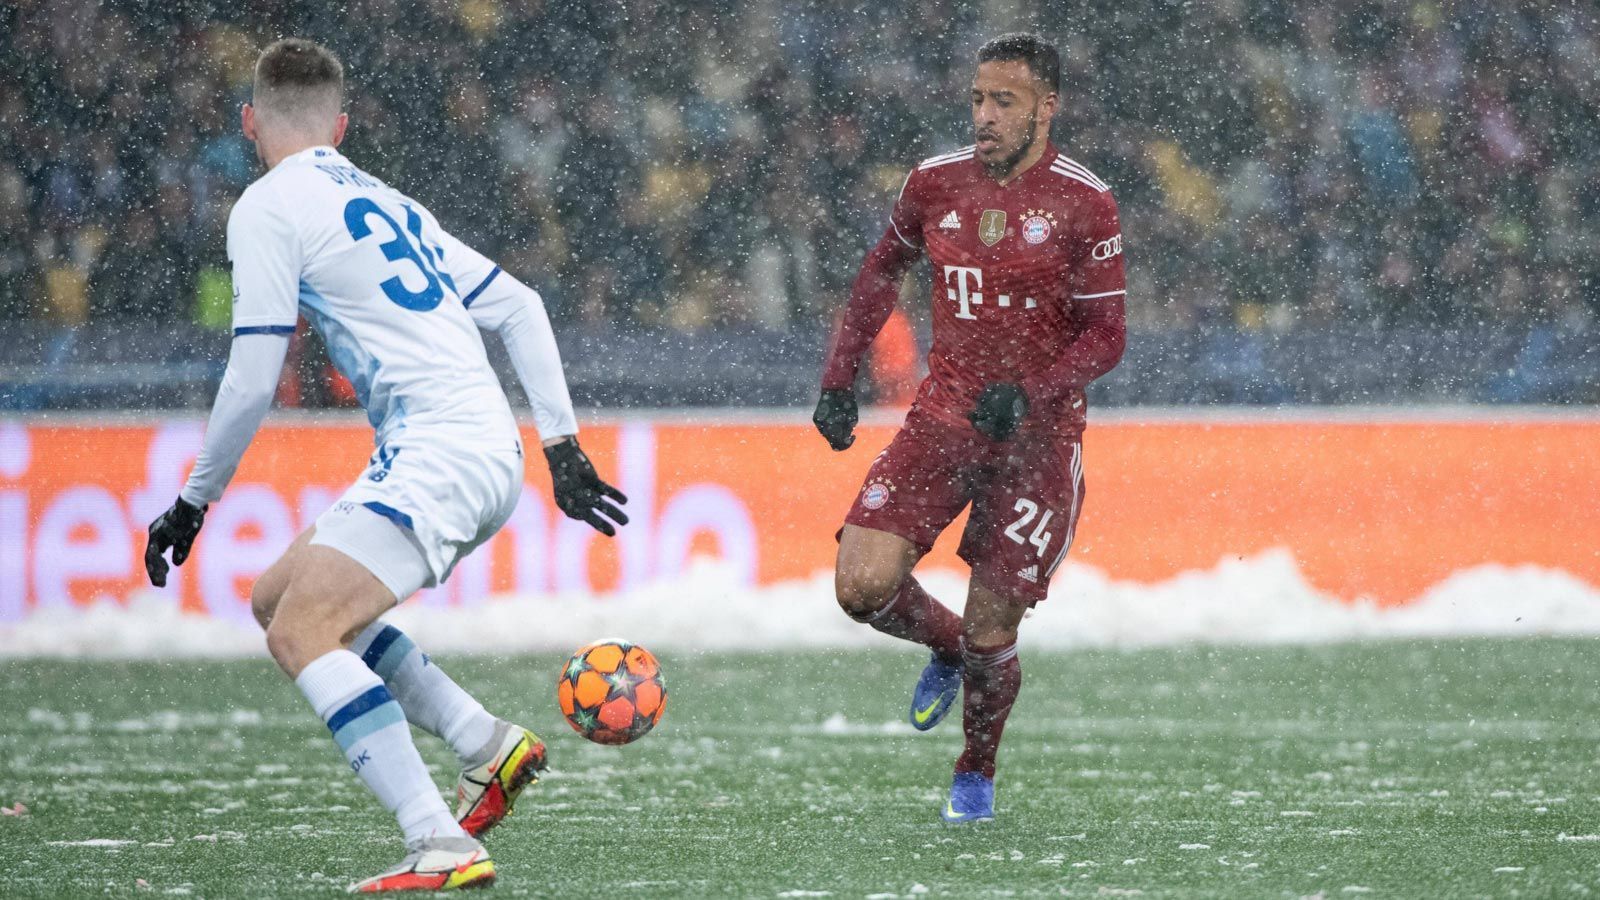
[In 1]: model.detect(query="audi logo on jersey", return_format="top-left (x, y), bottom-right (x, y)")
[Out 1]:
top-left (1092, 234), bottom-right (1123, 261)
top-left (943, 265), bottom-right (1037, 320)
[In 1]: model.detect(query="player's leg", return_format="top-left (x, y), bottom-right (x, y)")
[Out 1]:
top-left (836, 416), bottom-right (981, 731)
top-left (254, 512), bottom-right (537, 833)
top-left (347, 620), bottom-right (498, 764)
top-left (254, 513), bottom-right (500, 764)
top-left (833, 417), bottom-right (970, 658)
top-left (835, 528), bottom-right (965, 731)
top-left (266, 513), bottom-right (494, 891)
top-left (253, 522), bottom-right (497, 762)
top-left (334, 444), bottom-right (545, 840)
top-left (345, 619), bottom-right (545, 839)
top-left (836, 526), bottom-right (967, 730)
top-left (942, 579), bottom-right (1027, 823)
top-left (268, 543), bottom-right (491, 879)
top-left (249, 527), bottom-right (316, 630)
top-left (834, 524), bottom-right (954, 646)
top-left (942, 437), bottom-right (1084, 822)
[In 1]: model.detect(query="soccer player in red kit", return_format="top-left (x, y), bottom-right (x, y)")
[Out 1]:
top-left (814, 33), bottom-right (1126, 823)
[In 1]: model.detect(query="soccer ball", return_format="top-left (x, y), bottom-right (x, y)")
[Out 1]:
top-left (556, 639), bottom-right (666, 745)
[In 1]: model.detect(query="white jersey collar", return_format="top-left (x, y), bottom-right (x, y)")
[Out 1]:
top-left (279, 145), bottom-right (342, 167)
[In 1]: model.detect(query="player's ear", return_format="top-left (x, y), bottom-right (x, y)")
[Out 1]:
top-left (332, 112), bottom-right (349, 148)
top-left (241, 103), bottom-right (257, 142)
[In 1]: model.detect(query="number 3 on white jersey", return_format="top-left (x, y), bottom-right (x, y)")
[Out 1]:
top-left (344, 197), bottom-right (455, 311)
top-left (1003, 499), bottom-right (1053, 556)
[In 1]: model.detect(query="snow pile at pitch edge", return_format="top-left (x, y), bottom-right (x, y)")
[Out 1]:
top-left (2, 549), bottom-right (1598, 658)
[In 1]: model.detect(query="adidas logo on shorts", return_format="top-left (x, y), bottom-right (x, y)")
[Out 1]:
top-left (1017, 564), bottom-right (1039, 583)
top-left (939, 210), bottom-right (961, 230)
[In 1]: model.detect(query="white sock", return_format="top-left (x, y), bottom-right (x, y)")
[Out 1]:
top-left (296, 650), bottom-right (467, 844)
top-left (350, 622), bottom-right (499, 765)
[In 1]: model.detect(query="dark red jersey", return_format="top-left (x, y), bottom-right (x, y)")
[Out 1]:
top-left (822, 141), bottom-right (1126, 437)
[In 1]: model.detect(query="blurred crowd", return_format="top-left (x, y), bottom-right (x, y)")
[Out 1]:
top-left (2, 0), bottom-right (1597, 340)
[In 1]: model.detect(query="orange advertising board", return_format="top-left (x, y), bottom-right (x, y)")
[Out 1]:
top-left (1, 414), bottom-right (1596, 624)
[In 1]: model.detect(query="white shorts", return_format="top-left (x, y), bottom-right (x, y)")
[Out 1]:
top-left (310, 431), bottom-right (525, 601)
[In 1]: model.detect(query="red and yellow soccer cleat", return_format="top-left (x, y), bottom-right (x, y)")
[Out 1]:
top-left (348, 836), bottom-right (494, 893)
top-left (455, 721), bottom-right (547, 839)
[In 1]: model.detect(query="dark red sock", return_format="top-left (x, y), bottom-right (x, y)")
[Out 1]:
top-left (857, 577), bottom-right (962, 663)
top-left (954, 642), bottom-right (1021, 779)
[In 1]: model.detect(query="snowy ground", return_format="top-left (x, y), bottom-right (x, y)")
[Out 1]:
top-left (4, 550), bottom-right (1599, 658)
top-left (6, 642), bottom-right (1600, 897)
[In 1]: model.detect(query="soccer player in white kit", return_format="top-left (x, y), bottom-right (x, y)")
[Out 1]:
top-left (141, 39), bottom-right (627, 892)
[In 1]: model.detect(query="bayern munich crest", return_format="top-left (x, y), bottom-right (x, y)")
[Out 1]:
top-left (861, 480), bottom-right (893, 510)
top-left (1022, 209), bottom-right (1057, 244)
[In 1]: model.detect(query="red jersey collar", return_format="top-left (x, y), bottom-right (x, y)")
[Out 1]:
top-left (979, 140), bottom-right (1058, 188)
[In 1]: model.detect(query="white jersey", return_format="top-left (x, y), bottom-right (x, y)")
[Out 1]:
top-left (180, 145), bottom-right (577, 510)
top-left (228, 146), bottom-right (519, 447)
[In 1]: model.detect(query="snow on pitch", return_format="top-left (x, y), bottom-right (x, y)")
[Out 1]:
top-left (3, 549), bottom-right (1598, 658)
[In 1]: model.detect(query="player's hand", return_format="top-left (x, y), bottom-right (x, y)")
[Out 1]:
top-left (144, 496), bottom-right (207, 587)
top-left (544, 438), bottom-right (629, 536)
top-left (969, 383), bottom-right (1029, 441)
top-left (813, 388), bottom-right (858, 450)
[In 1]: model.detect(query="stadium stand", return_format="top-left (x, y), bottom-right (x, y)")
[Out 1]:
top-left (1, 0), bottom-right (1595, 407)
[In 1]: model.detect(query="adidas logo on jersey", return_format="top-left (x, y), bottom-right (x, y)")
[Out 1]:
top-left (1017, 564), bottom-right (1039, 583)
top-left (939, 211), bottom-right (961, 230)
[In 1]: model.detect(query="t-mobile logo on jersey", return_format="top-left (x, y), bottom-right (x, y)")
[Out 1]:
top-left (944, 266), bottom-right (984, 320)
top-left (943, 266), bottom-right (1036, 320)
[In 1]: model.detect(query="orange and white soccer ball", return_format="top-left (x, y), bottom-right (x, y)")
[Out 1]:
top-left (556, 639), bottom-right (667, 745)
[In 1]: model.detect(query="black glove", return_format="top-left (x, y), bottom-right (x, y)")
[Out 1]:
top-left (969, 383), bottom-right (1029, 441)
top-left (145, 496), bottom-right (206, 587)
top-left (544, 438), bottom-right (629, 536)
top-left (813, 388), bottom-right (858, 451)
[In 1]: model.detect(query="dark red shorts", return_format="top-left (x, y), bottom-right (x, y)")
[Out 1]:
top-left (843, 410), bottom-right (1085, 604)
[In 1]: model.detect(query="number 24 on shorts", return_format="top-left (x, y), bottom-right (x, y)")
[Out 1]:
top-left (1004, 499), bottom-right (1053, 556)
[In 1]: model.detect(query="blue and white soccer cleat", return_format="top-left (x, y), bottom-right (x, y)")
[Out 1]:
top-left (942, 771), bottom-right (996, 824)
top-left (909, 653), bottom-right (963, 731)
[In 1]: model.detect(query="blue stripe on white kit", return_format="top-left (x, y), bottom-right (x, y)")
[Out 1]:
top-left (362, 501), bottom-right (415, 532)
top-left (326, 684), bottom-right (406, 752)
top-left (360, 625), bottom-right (416, 681)
top-left (233, 324), bottom-right (297, 336)
top-left (460, 267), bottom-right (502, 308)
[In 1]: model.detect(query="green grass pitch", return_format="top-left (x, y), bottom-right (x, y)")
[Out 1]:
top-left (3, 640), bottom-right (1599, 897)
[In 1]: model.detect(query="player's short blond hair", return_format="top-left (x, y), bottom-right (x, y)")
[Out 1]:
top-left (252, 38), bottom-right (343, 129)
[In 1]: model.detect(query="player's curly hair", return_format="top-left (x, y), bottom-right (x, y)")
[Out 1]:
top-left (977, 33), bottom-right (1060, 94)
